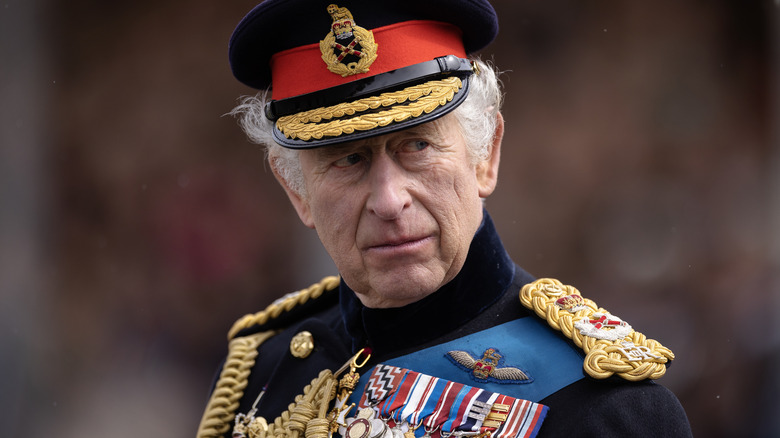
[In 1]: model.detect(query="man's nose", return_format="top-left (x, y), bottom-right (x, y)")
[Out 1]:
top-left (365, 154), bottom-right (412, 220)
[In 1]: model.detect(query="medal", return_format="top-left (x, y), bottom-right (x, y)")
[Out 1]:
top-left (355, 364), bottom-right (548, 438)
top-left (342, 407), bottom-right (392, 438)
top-left (232, 386), bottom-right (268, 438)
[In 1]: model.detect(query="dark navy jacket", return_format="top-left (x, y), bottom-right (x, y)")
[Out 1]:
top-left (220, 213), bottom-right (692, 437)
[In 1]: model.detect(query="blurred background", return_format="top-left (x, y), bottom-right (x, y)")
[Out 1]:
top-left (1, 0), bottom-right (777, 436)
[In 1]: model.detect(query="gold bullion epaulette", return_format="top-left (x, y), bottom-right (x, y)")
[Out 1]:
top-left (197, 276), bottom-right (341, 438)
top-left (520, 278), bottom-right (674, 381)
top-left (227, 275), bottom-right (341, 340)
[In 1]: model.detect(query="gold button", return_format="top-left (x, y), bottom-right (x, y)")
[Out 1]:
top-left (290, 331), bottom-right (314, 358)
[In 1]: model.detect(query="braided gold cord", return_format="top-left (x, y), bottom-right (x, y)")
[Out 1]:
top-left (198, 277), bottom-right (341, 438)
top-left (197, 330), bottom-right (276, 438)
top-left (520, 278), bottom-right (674, 381)
top-left (255, 370), bottom-right (336, 438)
top-left (228, 276), bottom-right (340, 340)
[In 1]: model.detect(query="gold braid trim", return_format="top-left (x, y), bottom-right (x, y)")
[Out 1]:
top-left (197, 330), bottom-right (276, 438)
top-left (197, 276), bottom-right (341, 438)
top-left (228, 276), bottom-right (341, 340)
top-left (227, 351), bottom-right (370, 438)
top-left (520, 278), bottom-right (675, 381)
top-left (275, 77), bottom-right (463, 141)
top-left (256, 369), bottom-right (336, 438)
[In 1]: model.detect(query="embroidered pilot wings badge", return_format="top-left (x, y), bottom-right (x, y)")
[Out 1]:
top-left (446, 348), bottom-right (531, 384)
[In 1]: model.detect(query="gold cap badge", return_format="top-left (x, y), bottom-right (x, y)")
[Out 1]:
top-left (320, 4), bottom-right (378, 77)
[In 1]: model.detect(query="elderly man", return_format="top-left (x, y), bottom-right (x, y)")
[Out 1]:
top-left (198, 1), bottom-right (692, 437)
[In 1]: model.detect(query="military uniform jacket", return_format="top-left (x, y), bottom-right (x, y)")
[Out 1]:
top-left (201, 213), bottom-right (692, 437)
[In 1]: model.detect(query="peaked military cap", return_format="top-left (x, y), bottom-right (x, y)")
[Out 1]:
top-left (229, 0), bottom-right (499, 148)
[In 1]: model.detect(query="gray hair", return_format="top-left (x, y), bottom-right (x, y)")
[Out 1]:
top-left (230, 58), bottom-right (503, 197)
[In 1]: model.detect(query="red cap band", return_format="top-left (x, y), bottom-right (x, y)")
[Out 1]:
top-left (269, 20), bottom-right (466, 100)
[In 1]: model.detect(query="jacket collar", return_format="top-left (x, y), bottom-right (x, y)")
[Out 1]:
top-left (339, 210), bottom-right (515, 355)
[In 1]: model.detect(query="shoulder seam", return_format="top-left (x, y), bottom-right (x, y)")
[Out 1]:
top-left (227, 275), bottom-right (340, 340)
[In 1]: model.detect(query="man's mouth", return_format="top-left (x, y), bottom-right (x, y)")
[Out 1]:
top-left (365, 235), bottom-right (433, 253)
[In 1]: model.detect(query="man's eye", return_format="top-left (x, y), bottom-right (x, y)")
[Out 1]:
top-left (402, 140), bottom-right (430, 152)
top-left (333, 153), bottom-right (364, 168)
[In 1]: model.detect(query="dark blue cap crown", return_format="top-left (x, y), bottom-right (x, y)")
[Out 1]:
top-left (228, 0), bottom-right (499, 148)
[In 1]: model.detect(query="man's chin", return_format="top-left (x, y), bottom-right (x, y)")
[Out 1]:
top-left (356, 271), bottom-right (444, 309)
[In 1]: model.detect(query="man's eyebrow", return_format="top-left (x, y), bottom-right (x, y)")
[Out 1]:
top-left (402, 119), bottom-right (450, 142)
top-left (403, 120), bottom-right (443, 136)
top-left (312, 120), bottom-right (449, 159)
top-left (311, 142), bottom-right (362, 160)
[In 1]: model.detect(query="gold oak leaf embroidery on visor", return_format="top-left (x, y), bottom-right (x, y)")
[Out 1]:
top-left (275, 76), bottom-right (463, 141)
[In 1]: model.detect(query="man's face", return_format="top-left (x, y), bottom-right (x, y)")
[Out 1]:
top-left (277, 113), bottom-right (502, 308)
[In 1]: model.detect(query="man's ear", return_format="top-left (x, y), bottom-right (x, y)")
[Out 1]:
top-left (476, 111), bottom-right (504, 198)
top-left (269, 156), bottom-right (315, 229)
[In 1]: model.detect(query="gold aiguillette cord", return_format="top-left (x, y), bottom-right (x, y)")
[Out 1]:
top-left (233, 348), bottom-right (372, 438)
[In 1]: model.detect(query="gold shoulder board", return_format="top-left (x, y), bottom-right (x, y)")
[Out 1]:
top-left (520, 278), bottom-right (674, 381)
